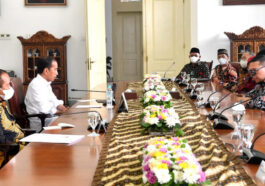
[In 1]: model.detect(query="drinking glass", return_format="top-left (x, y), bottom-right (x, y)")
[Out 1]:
top-left (88, 112), bottom-right (99, 137)
top-left (231, 109), bottom-right (245, 139)
top-left (190, 78), bottom-right (198, 95)
top-left (196, 83), bottom-right (205, 106)
top-left (209, 96), bottom-right (219, 110)
top-left (185, 74), bottom-right (190, 86)
top-left (180, 71), bottom-right (186, 83)
top-left (240, 123), bottom-right (255, 149)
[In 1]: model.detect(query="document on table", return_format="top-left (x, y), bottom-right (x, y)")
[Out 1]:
top-left (76, 104), bottom-right (102, 108)
top-left (43, 123), bottom-right (75, 130)
top-left (77, 99), bottom-right (96, 102)
top-left (20, 133), bottom-right (85, 145)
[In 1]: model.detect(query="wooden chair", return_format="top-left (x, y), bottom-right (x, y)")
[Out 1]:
top-left (201, 60), bottom-right (213, 75)
top-left (0, 77), bottom-right (50, 168)
top-left (8, 77), bottom-right (49, 129)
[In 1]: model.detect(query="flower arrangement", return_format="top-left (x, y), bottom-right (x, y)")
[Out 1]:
top-left (141, 90), bottom-right (172, 108)
top-left (143, 80), bottom-right (166, 92)
top-left (144, 74), bottom-right (162, 83)
top-left (140, 105), bottom-right (183, 136)
top-left (142, 137), bottom-right (209, 186)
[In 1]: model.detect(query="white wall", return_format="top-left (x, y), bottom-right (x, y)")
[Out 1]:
top-left (197, 0), bottom-right (265, 68)
top-left (0, 0), bottom-right (87, 99)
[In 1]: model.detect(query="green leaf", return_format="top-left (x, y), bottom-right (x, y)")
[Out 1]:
top-left (202, 179), bottom-right (212, 185)
top-left (141, 123), bottom-right (150, 128)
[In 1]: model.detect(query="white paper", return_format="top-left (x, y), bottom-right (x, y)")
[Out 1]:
top-left (43, 126), bottom-right (62, 130)
top-left (77, 99), bottom-right (96, 102)
top-left (43, 123), bottom-right (75, 130)
top-left (20, 133), bottom-right (85, 145)
top-left (256, 160), bottom-right (265, 183)
top-left (58, 123), bottom-right (75, 128)
top-left (76, 105), bottom-right (102, 108)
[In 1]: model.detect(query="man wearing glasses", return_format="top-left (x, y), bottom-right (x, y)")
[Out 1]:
top-left (246, 50), bottom-right (265, 110)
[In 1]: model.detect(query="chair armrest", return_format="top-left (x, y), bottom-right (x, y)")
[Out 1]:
top-left (22, 129), bottom-right (36, 136)
top-left (0, 143), bottom-right (19, 151)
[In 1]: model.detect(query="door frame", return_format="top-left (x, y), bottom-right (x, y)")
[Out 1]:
top-left (142, 0), bottom-right (197, 74)
top-left (112, 0), bottom-right (142, 81)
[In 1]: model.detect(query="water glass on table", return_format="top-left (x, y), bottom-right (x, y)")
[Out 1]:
top-left (88, 112), bottom-right (100, 137)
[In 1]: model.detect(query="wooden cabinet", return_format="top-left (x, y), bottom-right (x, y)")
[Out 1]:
top-left (225, 26), bottom-right (265, 62)
top-left (18, 31), bottom-right (71, 104)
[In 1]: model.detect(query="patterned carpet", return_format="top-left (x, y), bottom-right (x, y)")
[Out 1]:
top-left (92, 81), bottom-right (255, 186)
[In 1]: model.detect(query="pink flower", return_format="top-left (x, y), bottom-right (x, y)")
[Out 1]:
top-left (162, 160), bottom-right (171, 166)
top-left (161, 96), bottom-right (167, 101)
top-left (144, 155), bottom-right (151, 163)
top-left (179, 156), bottom-right (188, 161)
top-left (199, 171), bottom-right (206, 183)
top-left (172, 137), bottom-right (179, 141)
top-left (161, 108), bottom-right (168, 113)
top-left (143, 163), bottom-right (150, 171)
top-left (172, 142), bottom-right (180, 146)
top-left (152, 94), bottom-right (156, 99)
top-left (158, 115), bottom-right (162, 120)
top-left (160, 148), bottom-right (167, 153)
top-left (146, 171), bottom-right (157, 184)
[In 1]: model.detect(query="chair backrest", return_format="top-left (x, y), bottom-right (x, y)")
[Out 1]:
top-left (230, 62), bottom-right (241, 75)
top-left (8, 78), bottom-right (29, 128)
top-left (201, 60), bottom-right (213, 75)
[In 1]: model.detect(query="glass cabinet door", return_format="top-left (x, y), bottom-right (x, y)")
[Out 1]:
top-left (24, 46), bottom-right (43, 82)
top-left (44, 45), bottom-right (65, 81)
top-left (235, 43), bottom-right (253, 61)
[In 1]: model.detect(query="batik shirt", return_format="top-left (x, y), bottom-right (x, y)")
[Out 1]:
top-left (212, 64), bottom-right (238, 91)
top-left (0, 101), bottom-right (24, 143)
top-left (246, 83), bottom-right (265, 110)
top-left (237, 69), bottom-right (256, 93)
top-left (177, 62), bottom-right (210, 79)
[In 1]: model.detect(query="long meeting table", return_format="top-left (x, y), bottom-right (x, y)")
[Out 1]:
top-left (0, 81), bottom-right (264, 185)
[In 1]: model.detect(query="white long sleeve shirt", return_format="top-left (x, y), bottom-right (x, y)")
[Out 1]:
top-left (25, 74), bottom-right (63, 131)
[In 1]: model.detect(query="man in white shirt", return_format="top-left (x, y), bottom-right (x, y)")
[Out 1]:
top-left (25, 57), bottom-right (67, 132)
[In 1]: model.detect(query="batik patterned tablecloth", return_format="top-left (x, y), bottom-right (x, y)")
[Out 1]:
top-left (92, 81), bottom-right (255, 186)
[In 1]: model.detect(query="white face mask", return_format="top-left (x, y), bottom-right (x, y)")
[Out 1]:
top-left (218, 58), bottom-right (227, 65)
top-left (0, 87), bottom-right (14, 100)
top-left (240, 60), bottom-right (248, 68)
top-left (190, 56), bottom-right (199, 63)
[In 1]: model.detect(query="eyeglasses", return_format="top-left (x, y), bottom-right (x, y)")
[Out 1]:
top-left (248, 66), bottom-right (265, 77)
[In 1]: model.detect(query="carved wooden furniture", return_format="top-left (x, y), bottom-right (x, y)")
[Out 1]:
top-left (225, 26), bottom-right (265, 62)
top-left (17, 31), bottom-right (71, 104)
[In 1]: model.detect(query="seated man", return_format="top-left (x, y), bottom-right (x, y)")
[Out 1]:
top-left (0, 69), bottom-right (24, 165)
top-left (177, 47), bottom-right (210, 80)
top-left (25, 57), bottom-right (67, 132)
top-left (237, 53), bottom-right (256, 93)
top-left (246, 51), bottom-right (265, 110)
top-left (212, 49), bottom-right (238, 91)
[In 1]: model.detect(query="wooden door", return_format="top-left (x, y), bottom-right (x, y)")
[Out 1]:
top-left (85, 0), bottom-right (107, 90)
top-left (112, 0), bottom-right (142, 81)
top-left (143, 0), bottom-right (187, 78)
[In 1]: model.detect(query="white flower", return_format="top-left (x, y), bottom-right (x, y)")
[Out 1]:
top-left (144, 97), bottom-right (150, 103)
top-left (142, 174), bottom-right (148, 184)
top-left (153, 95), bottom-right (161, 101)
top-left (173, 170), bottom-right (184, 183)
top-left (147, 145), bottom-right (156, 153)
top-left (153, 169), bottom-right (171, 184)
top-left (183, 168), bottom-right (200, 184)
top-left (165, 116), bottom-right (177, 128)
top-left (149, 117), bottom-right (159, 125)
